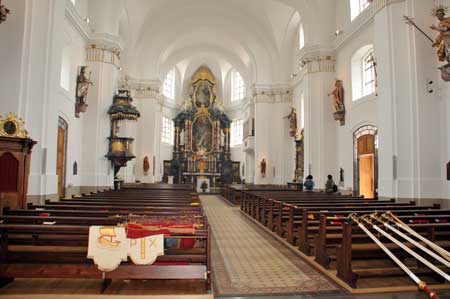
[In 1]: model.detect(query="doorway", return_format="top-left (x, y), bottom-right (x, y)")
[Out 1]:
top-left (57, 117), bottom-right (68, 199)
top-left (354, 125), bottom-right (378, 199)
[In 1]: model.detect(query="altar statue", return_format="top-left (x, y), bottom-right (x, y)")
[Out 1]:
top-left (431, 5), bottom-right (450, 63)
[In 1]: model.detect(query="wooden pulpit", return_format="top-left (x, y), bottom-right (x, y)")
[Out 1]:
top-left (0, 114), bottom-right (36, 210)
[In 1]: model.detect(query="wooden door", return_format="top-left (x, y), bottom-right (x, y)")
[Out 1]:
top-left (357, 134), bottom-right (375, 199)
top-left (56, 127), bottom-right (66, 198)
top-left (359, 154), bottom-right (374, 199)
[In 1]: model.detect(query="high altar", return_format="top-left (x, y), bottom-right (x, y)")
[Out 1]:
top-left (163, 66), bottom-right (241, 186)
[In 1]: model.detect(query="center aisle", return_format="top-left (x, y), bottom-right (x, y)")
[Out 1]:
top-left (200, 195), bottom-right (341, 297)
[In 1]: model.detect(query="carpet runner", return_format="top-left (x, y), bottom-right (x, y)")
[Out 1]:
top-left (201, 195), bottom-right (341, 297)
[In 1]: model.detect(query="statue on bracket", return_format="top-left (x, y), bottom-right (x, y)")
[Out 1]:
top-left (75, 66), bottom-right (93, 118)
top-left (431, 5), bottom-right (450, 81)
top-left (284, 107), bottom-right (297, 138)
top-left (260, 158), bottom-right (267, 178)
top-left (404, 7), bottom-right (450, 81)
top-left (143, 156), bottom-right (150, 176)
top-left (328, 80), bottom-right (345, 126)
top-left (0, 0), bottom-right (10, 24)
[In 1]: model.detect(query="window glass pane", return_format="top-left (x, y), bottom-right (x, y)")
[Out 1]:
top-left (299, 24), bottom-right (305, 50)
top-left (230, 120), bottom-right (243, 146)
top-left (231, 71), bottom-right (245, 102)
top-left (161, 116), bottom-right (174, 145)
top-left (362, 51), bottom-right (375, 96)
top-left (163, 69), bottom-right (175, 99)
top-left (351, 0), bottom-right (371, 20)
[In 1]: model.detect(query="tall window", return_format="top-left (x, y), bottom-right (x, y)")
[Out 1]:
top-left (161, 116), bottom-right (174, 145)
top-left (230, 119), bottom-right (243, 146)
top-left (70, 0), bottom-right (76, 5)
top-left (299, 23), bottom-right (305, 50)
top-left (351, 45), bottom-right (375, 101)
top-left (350, 0), bottom-right (371, 21)
top-left (231, 70), bottom-right (245, 102)
top-left (362, 50), bottom-right (375, 96)
top-left (163, 68), bottom-right (175, 100)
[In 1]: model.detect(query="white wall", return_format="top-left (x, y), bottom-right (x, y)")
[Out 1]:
top-left (334, 22), bottom-right (377, 190)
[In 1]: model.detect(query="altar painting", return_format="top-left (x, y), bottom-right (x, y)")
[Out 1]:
top-left (194, 84), bottom-right (212, 108)
top-left (192, 115), bottom-right (213, 153)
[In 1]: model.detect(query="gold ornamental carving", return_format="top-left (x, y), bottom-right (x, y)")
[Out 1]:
top-left (0, 113), bottom-right (29, 139)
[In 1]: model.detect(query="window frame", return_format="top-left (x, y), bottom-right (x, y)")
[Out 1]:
top-left (350, 0), bottom-right (372, 21)
top-left (351, 44), bottom-right (375, 102)
top-left (231, 70), bottom-right (245, 102)
top-left (362, 50), bottom-right (375, 97)
top-left (230, 119), bottom-right (244, 147)
top-left (161, 116), bottom-right (174, 145)
top-left (299, 23), bottom-right (305, 50)
top-left (162, 68), bottom-right (175, 100)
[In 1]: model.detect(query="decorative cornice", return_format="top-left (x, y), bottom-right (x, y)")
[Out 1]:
top-left (119, 76), bottom-right (163, 100)
top-left (87, 42), bottom-right (121, 67)
top-left (333, 0), bottom-right (405, 50)
top-left (252, 84), bottom-right (293, 104)
top-left (300, 55), bottom-right (336, 74)
top-left (291, 52), bottom-right (336, 87)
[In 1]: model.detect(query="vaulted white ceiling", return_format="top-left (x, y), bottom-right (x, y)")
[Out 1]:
top-left (88, 0), bottom-right (335, 85)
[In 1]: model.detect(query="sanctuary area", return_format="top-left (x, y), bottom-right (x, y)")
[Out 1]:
top-left (1, 0), bottom-right (450, 298)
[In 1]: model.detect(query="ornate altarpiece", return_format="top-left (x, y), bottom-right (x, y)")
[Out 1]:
top-left (163, 67), bottom-right (241, 185)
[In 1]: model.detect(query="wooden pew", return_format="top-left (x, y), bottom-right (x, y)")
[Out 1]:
top-left (0, 186), bottom-right (211, 292)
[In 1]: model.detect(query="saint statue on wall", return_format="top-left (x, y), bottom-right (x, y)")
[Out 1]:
top-left (0, 0), bottom-right (10, 24)
top-left (143, 156), bottom-right (150, 176)
top-left (75, 66), bottom-right (93, 118)
top-left (328, 80), bottom-right (345, 126)
top-left (431, 5), bottom-right (450, 63)
top-left (431, 5), bottom-right (450, 81)
top-left (405, 7), bottom-right (450, 81)
top-left (260, 158), bottom-right (266, 178)
top-left (284, 107), bottom-right (297, 138)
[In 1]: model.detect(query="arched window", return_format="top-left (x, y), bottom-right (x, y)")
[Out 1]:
top-left (351, 45), bottom-right (375, 101)
top-left (162, 68), bottom-right (175, 100)
top-left (350, 0), bottom-right (371, 21)
top-left (299, 23), bottom-right (305, 50)
top-left (231, 70), bottom-right (245, 102)
top-left (161, 116), bottom-right (174, 145)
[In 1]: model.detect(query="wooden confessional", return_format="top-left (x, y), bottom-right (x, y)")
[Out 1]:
top-left (0, 114), bottom-right (36, 210)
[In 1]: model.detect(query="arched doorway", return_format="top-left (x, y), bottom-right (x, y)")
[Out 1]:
top-left (353, 125), bottom-right (378, 199)
top-left (57, 117), bottom-right (68, 199)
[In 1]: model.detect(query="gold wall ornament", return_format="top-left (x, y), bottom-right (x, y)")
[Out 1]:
top-left (0, 113), bottom-right (29, 138)
top-left (190, 66), bottom-right (216, 84)
top-left (0, 0), bottom-right (10, 24)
